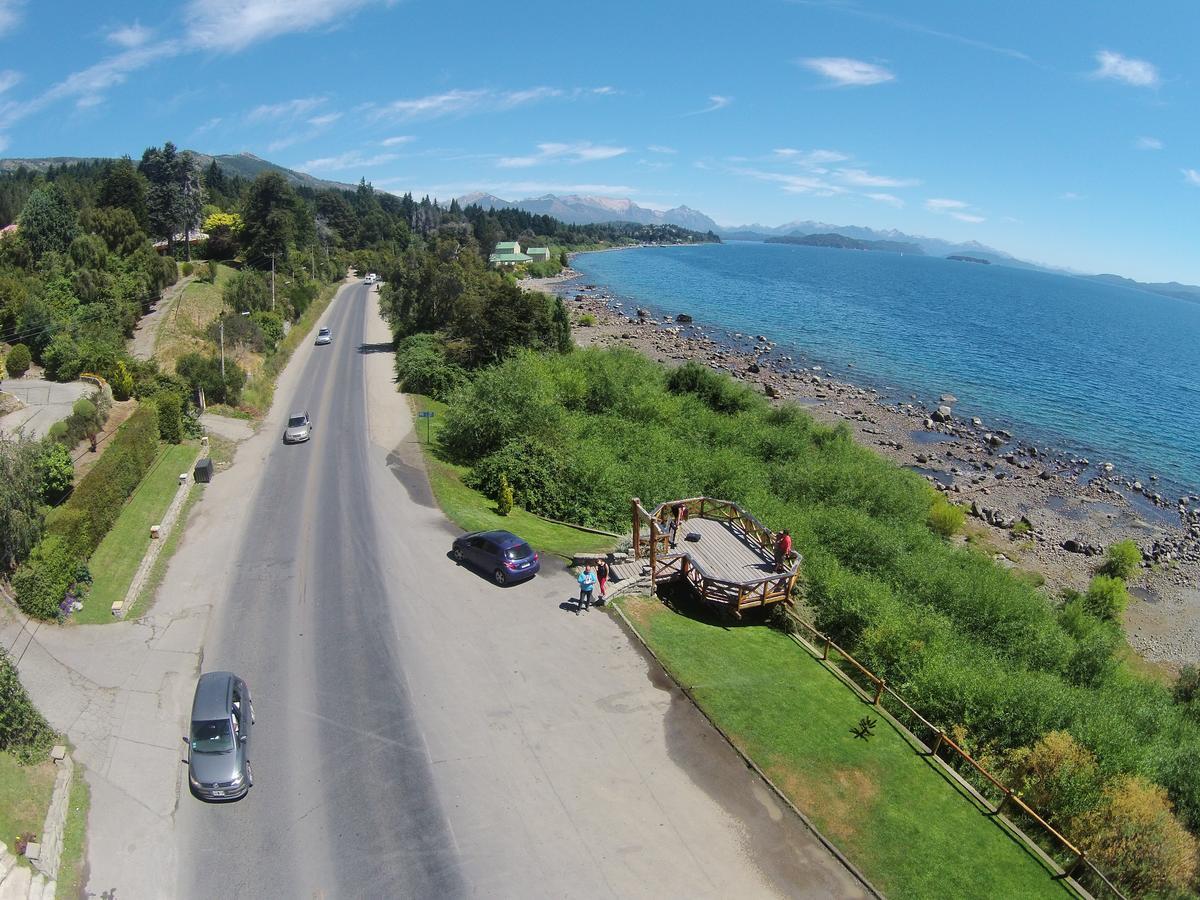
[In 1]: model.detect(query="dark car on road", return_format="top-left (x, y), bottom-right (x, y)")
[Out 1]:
top-left (186, 671), bottom-right (254, 800)
top-left (452, 530), bottom-right (540, 585)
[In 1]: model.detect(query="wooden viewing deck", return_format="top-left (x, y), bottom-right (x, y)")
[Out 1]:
top-left (631, 497), bottom-right (801, 617)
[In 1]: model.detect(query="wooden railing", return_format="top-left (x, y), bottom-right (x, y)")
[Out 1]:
top-left (783, 611), bottom-right (1126, 900)
top-left (632, 497), bottom-right (801, 617)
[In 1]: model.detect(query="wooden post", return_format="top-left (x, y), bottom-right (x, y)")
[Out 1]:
top-left (994, 789), bottom-right (1013, 816)
top-left (699, 497), bottom-right (706, 518)
top-left (1066, 850), bottom-right (1086, 879)
top-left (648, 509), bottom-right (657, 578)
top-left (873, 678), bottom-right (886, 705)
top-left (930, 729), bottom-right (944, 758)
top-left (631, 498), bottom-right (641, 559)
top-left (822, 636), bottom-right (831, 660)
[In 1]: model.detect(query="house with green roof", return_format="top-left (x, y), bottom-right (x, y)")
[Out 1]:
top-left (526, 247), bottom-right (551, 263)
top-left (489, 240), bottom-right (533, 266)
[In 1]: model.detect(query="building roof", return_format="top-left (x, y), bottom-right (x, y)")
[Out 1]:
top-left (526, 247), bottom-right (550, 255)
top-left (494, 241), bottom-right (520, 252)
top-left (489, 252), bottom-right (533, 263)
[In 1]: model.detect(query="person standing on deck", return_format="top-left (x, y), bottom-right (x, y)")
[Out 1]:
top-left (774, 529), bottom-right (792, 573)
top-left (595, 558), bottom-right (610, 604)
top-left (669, 502), bottom-right (688, 548)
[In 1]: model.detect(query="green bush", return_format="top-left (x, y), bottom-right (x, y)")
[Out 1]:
top-left (497, 474), bottom-right (514, 516)
top-left (5, 342), bottom-right (30, 377)
top-left (36, 441), bottom-right (74, 502)
top-left (1100, 539), bottom-right (1142, 580)
top-left (112, 359), bottom-right (134, 400)
top-left (394, 334), bottom-right (468, 401)
top-left (577, 313), bottom-right (597, 327)
top-left (47, 421), bottom-right (68, 442)
top-left (180, 261), bottom-right (194, 277)
top-left (1083, 574), bottom-right (1130, 621)
top-left (666, 360), bottom-right (754, 414)
top-left (0, 647), bottom-right (57, 763)
top-left (12, 534), bottom-right (78, 619)
top-left (154, 391), bottom-right (183, 443)
top-left (927, 496), bottom-right (965, 536)
top-left (176, 352), bottom-right (246, 406)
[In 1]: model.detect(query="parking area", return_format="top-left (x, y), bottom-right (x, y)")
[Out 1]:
top-left (0, 378), bottom-right (94, 440)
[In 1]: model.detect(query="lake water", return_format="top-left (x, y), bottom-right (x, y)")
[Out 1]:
top-left (573, 241), bottom-right (1200, 496)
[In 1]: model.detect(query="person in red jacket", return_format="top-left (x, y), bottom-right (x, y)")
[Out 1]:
top-left (774, 529), bottom-right (792, 573)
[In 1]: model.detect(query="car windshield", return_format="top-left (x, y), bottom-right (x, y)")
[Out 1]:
top-left (504, 543), bottom-right (534, 560)
top-left (319, 328), bottom-right (329, 334)
top-left (191, 719), bottom-right (234, 753)
top-left (287, 416), bottom-right (307, 427)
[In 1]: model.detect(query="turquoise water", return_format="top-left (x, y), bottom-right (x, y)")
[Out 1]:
top-left (573, 242), bottom-right (1200, 495)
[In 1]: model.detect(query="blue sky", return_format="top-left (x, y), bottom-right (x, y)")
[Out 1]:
top-left (0, 0), bottom-right (1196, 282)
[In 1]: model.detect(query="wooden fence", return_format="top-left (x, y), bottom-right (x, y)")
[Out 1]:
top-left (783, 609), bottom-right (1127, 900)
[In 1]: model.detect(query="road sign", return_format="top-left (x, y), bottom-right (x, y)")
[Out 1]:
top-left (417, 410), bottom-right (435, 442)
top-left (417, 411), bottom-right (434, 418)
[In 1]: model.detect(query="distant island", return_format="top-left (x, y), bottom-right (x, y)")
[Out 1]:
top-left (765, 233), bottom-right (924, 255)
top-left (947, 255), bottom-right (991, 265)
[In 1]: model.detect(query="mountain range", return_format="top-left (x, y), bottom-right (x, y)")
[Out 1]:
top-left (456, 192), bottom-right (720, 232)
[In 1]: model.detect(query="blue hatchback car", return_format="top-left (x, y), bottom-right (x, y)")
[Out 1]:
top-left (452, 530), bottom-right (540, 585)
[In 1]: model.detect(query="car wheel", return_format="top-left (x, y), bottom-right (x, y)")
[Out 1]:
top-left (452, 547), bottom-right (464, 563)
top-left (245, 761), bottom-right (254, 787)
top-left (493, 568), bottom-right (507, 586)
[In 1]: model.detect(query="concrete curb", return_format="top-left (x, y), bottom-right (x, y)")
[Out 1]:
top-left (608, 595), bottom-right (885, 900)
top-left (31, 747), bottom-right (72, 882)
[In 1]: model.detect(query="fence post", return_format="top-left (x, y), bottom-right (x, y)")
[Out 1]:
top-left (822, 636), bottom-right (831, 660)
top-left (930, 729), bottom-right (944, 758)
top-left (994, 789), bottom-right (1013, 816)
top-left (631, 498), bottom-right (641, 559)
top-left (873, 678), bottom-right (886, 705)
top-left (1066, 850), bottom-right (1086, 879)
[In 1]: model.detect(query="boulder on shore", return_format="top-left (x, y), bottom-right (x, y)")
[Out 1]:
top-left (675, 313), bottom-right (693, 324)
top-left (932, 405), bottom-right (953, 423)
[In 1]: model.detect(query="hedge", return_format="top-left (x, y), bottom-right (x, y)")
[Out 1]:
top-left (0, 647), bottom-right (56, 763)
top-left (14, 403), bottom-right (160, 618)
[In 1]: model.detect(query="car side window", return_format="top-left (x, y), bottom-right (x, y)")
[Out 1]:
top-left (481, 540), bottom-right (499, 556)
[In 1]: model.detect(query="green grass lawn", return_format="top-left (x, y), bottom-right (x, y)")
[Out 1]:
top-left (80, 442), bottom-right (198, 623)
top-left (617, 594), bottom-right (1076, 900)
top-left (0, 751), bottom-right (55, 867)
top-left (411, 395), bottom-right (616, 562)
top-left (154, 263), bottom-right (236, 373)
top-left (55, 764), bottom-right (90, 900)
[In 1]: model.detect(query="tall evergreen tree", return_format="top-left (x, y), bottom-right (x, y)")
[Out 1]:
top-left (139, 142), bottom-right (184, 253)
top-left (242, 172), bottom-right (296, 268)
top-left (98, 157), bottom-right (148, 228)
top-left (18, 184), bottom-right (77, 262)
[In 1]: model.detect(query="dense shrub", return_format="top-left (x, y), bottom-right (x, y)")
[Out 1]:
top-left (112, 359), bottom-right (134, 400)
top-left (5, 342), bottom-right (30, 377)
top-left (927, 496), bottom-right (965, 536)
top-left (222, 269), bottom-right (270, 312)
top-left (1083, 574), bottom-right (1130, 621)
top-left (497, 474), bottom-right (514, 516)
top-left (666, 360), bottom-right (754, 413)
top-left (1100, 539), bottom-right (1142, 580)
top-left (11, 534), bottom-right (78, 619)
top-left (154, 391), bottom-right (183, 443)
top-left (1005, 731), bottom-right (1102, 826)
top-left (0, 647), bottom-right (57, 763)
top-left (393, 334), bottom-right (467, 400)
top-left (176, 352), bottom-right (246, 406)
top-left (36, 441), bottom-right (74, 502)
top-left (180, 261), bottom-right (194, 277)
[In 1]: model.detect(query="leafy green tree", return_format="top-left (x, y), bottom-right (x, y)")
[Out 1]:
top-left (35, 441), bottom-right (74, 502)
top-left (1083, 574), bottom-right (1130, 621)
top-left (19, 184), bottom-right (77, 262)
top-left (5, 342), bottom-right (30, 377)
top-left (222, 270), bottom-right (270, 312)
top-left (139, 142), bottom-right (196, 255)
top-left (0, 433), bottom-right (44, 570)
top-left (111, 359), bottom-right (134, 400)
top-left (242, 172), bottom-right (297, 268)
top-left (154, 391), bottom-right (183, 443)
top-left (41, 334), bottom-right (83, 382)
top-left (98, 156), bottom-right (148, 228)
top-left (497, 474), bottom-right (514, 516)
top-left (176, 352), bottom-right (245, 405)
top-left (71, 397), bottom-right (102, 450)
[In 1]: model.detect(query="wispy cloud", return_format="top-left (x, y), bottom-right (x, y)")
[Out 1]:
top-left (1135, 136), bottom-right (1163, 150)
top-left (591, 86), bottom-right (618, 95)
top-left (380, 135), bottom-right (414, 147)
top-left (1183, 169), bottom-right (1200, 187)
top-left (0, 70), bottom-right (20, 95)
top-left (1059, 191), bottom-right (1084, 201)
top-left (774, 148), bottom-right (848, 167)
top-left (107, 21), bottom-right (152, 48)
top-left (246, 96), bottom-right (327, 122)
top-left (648, 145), bottom-right (678, 154)
top-left (835, 167), bottom-right (919, 188)
top-left (925, 197), bottom-right (984, 222)
top-left (498, 141), bottom-right (627, 168)
top-left (685, 95), bottom-right (732, 116)
top-left (799, 57), bottom-right (894, 87)
top-left (368, 87), bottom-right (564, 122)
top-left (0, 0), bottom-right (23, 38)
top-left (268, 111), bottom-right (344, 151)
top-left (1092, 50), bottom-right (1159, 88)
top-left (403, 181), bottom-right (639, 200)
top-left (302, 150), bottom-right (399, 172)
top-left (190, 116), bottom-right (222, 138)
top-left (734, 167), bottom-right (846, 196)
top-left (308, 112), bottom-right (342, 127)
top-left (866, 192), bottom-right (904, 207)
top-left (185, 0), bottom-right (389, 52)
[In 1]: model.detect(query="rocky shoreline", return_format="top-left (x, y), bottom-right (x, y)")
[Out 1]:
top-left (523, 267), bottom-right (1200, 667)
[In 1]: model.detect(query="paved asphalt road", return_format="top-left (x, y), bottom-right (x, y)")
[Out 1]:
top-left (175, 283), bottom-right (864, 898)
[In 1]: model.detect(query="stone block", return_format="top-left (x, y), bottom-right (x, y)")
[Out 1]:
top-left (23, 843), bottom-right (40, 862)
top-left (50, 746), bottom-right (65, 762)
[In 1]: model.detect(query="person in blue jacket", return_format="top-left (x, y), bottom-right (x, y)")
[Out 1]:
top-left (577, 565), bottom-right (597, 612)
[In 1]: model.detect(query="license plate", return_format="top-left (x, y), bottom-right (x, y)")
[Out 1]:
top-left (211, 790), bottom-right (226, 796)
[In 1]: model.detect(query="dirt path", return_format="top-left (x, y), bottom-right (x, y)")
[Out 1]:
top-left (128, 275), bottom-right (194, 361)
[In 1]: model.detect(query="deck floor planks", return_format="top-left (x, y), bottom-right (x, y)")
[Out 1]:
top-left (668, 517), bottom-right (775, 583)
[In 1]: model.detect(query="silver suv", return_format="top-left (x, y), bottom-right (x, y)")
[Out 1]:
top-left (284, 411), bottom-right (312, 443)
top-left (186, 672), bottom-right (254, 800)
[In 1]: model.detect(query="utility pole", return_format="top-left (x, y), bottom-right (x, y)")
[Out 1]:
top-left (219, 319), bottom-right (225, 379)
top-left (271, 252), bottom-right (276, 311)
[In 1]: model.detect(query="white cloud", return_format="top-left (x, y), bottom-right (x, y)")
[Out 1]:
top-left (107, 22), bottom-right (152, 48)
top-left (185, 0), bottom-right (389, 52)
top-left (0, 0), bottom-right (24, 38)
top-left (498, 142), bottom-right (627, 168)
top-left (591, 86), bottom-right (618, 95)
top-left (799, 57), bottom-right (894, 87)
top-left (370, 88), bottom-right (566, 122)
top-left (407, 181), bottom-right (639, 199)
top-left (925, 198), bottom-right (968, 211)
top-left (247, 96), bottom-right (326, 121)
top-left (950, 212), bottom-right (985, 223)
top-left (835, 167), bottom-right (919, 188)
top-left (1092, 50), bottom-right (1159, 88)
top-left (1059, 191), bottom-right (1083, 200)
top-left (1135, 136), bottom-right (1163, 150)
top-left (302, 150), bottom-right (398, 172)
top-left (925, 197), bottom-right (984, 222)
top-left (308, 112), bottom-right (342, 127)
top-left (648, 144), bottom-right (678, 154)
top-left (734, 167), bottom-right (846, 196)
top-left (380, 135), bottom-right (414, 146)
top-left (684, 95), bottom-right (732, 116)
top-left (774, 148), bottom-right (849, 167)
top-left (0, 70), bottom-right (20, 95)
top-left (637, 159), bottom-right (672, 170)
top-left (1183, 169), bottom-right (1200, 187)
top-left (866, 192), bottom-right (904, 207)
top-left (496, 86), bottom-right (564, 108)
top-left (191, 116), bottom-right (222, 137)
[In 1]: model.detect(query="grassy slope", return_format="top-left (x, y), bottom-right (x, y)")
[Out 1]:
top-left (618, 595), bottom-right (1074, 900)
top-left (153, 263), bottom-right (236, 374)
top-left (0, 752), bottom-right (55, 866)
top-left (411, 396), bottom-right (615, 562)
top-left (54, 764), bottom-right (90, 899)
top-left (80, 442), bottom-right (197, 623)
